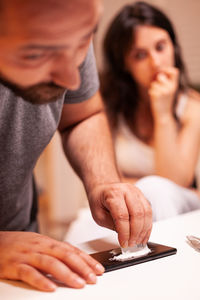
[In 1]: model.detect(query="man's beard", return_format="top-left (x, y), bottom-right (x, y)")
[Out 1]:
top-left (0, 76), bottom-right (67, 105)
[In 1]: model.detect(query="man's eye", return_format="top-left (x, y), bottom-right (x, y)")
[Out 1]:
top-left (134, 50), bottom-right (147, 60)
top-left (21, 53), bottom-right (44, 60)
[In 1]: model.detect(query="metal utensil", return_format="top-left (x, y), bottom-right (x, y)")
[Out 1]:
top-left (186, 235), bottom-right (200, 252)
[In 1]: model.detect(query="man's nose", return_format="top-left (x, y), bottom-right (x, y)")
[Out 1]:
top-left (50, 53), bottom-right (81, 90)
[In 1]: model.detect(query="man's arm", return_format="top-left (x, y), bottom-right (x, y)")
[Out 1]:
top-left (58, 91), bottom-right (152, 248)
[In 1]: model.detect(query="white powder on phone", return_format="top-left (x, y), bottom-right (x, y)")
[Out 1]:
top-left (110, 245), bottom-right (151, 261)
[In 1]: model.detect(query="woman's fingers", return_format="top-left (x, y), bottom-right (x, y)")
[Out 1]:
top-left (151, 67), bottom-right (179, 92)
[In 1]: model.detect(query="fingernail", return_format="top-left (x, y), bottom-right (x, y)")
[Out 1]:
top-left (88, 273), bottom-right (97, 284)
top-left (129, 240), bottom-right (136, 247)
top-left (122, 241), bottom-right (128, 248)
top-left (136, 244), bottom-right (145, 248)
top-left (95, 263), bottom-right (105, 274)
top-left (75, 277), bottom-right (85, 286)
top-left (136, 238), bottom-right (144, 245)
top-left (45, 282), bottom-right (57, 291)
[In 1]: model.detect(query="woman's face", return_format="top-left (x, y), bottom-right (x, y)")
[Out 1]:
top-left (124, 25), bottom-right (175, 89)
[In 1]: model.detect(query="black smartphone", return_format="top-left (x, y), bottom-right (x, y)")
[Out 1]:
top-left (90, 242), bottom-right (177, 272)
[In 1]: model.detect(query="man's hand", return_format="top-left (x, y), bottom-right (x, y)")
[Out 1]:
top-left (0, 232), bottom-right (104, 292)
top-left (88, 183), bottom-right (152, 248)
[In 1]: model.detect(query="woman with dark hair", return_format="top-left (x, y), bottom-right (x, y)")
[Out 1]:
top-left (101, 1), bottom-right (200, 221)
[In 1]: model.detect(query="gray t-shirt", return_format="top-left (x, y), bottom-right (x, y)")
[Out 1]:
top-left (0, 43), bottom-right (99, 231)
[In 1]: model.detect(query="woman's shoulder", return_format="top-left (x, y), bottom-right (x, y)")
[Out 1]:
top-left (181, 88), bottom-right (200, 123)
top-left (186, 88), bottom-right (200, 110)
top-left (187, 88), bottom-right (200, 102)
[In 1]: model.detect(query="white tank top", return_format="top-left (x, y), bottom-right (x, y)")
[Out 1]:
top-left (114, 94), bottom-right (188, 177)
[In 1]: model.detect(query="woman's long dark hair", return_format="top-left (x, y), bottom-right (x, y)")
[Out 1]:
top-left (100, 1), bottom-right (189, 129)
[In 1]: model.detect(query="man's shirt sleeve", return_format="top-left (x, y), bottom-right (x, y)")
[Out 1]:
top-left (64, 42), bottom-right (99, 104)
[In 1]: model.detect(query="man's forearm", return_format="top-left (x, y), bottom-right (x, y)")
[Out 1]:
top-left (60, 109), bottom-right (152, 249)
top-left (61, 111), bottom-right (120, 193)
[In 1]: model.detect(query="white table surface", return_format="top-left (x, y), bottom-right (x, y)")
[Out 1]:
top-left (1, 208), bottom-right (200, 300)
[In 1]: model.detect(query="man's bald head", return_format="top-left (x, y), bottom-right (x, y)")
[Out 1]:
top-left (0, 0), bottom-right (102, 104)
top-left (0, 0), bottom-right (100, 36)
